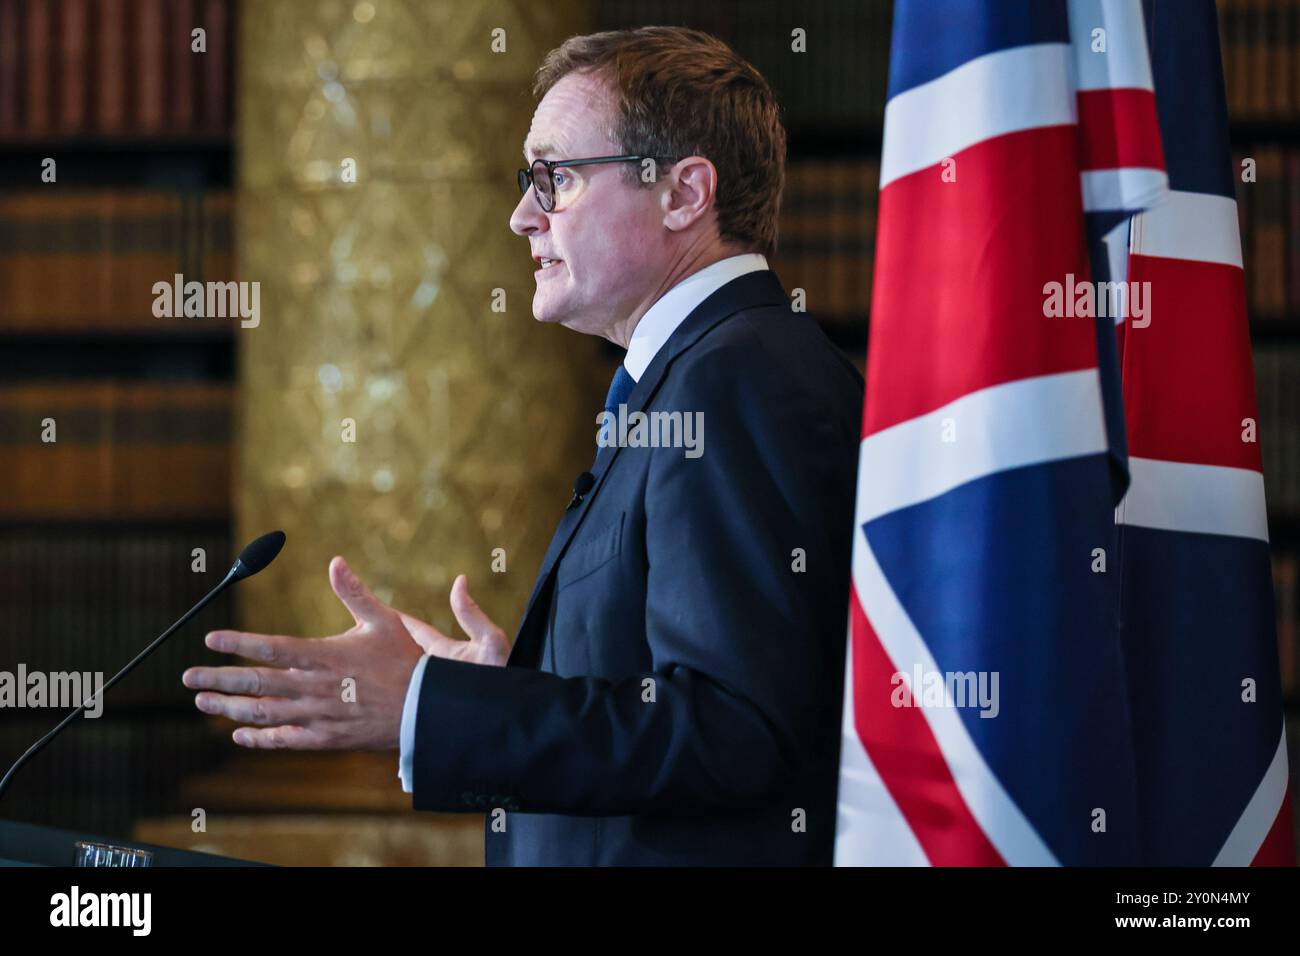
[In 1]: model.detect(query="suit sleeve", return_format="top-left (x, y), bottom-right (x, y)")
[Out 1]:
top-left (411, 329), bottom-right (844, 816)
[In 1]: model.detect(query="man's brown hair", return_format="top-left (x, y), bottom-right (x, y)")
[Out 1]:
top-left (533, 26), bottom-right (786, 259)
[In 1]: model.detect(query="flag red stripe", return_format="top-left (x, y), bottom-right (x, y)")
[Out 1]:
top-left (849, 588), bottom-right (1006, 865)
top-left (1250, 783), bottom-right (1296, 866)
top-left (1123, 253), bottom-right (1262, 471)
top-left (1076, 88), bottom-right (1166, 171)
top-left (866, 125), bottom-right (1097, 437)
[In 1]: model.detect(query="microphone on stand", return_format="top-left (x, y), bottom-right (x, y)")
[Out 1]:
top-left (0, 530), bottom-right (287, 802)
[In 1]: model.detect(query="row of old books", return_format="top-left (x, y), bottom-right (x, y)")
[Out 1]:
top-left (766, 146), bottom-right (1300, 329)
top-left (1255, 346), bottom-right (1300, 515)
top-left (0, 0), bottom-right (232, 139)
top-left (596, 0), bottom-right (1299, 130)
top-left (0, 527), bottom-right (235, 708)
top-left (0, 524), bottom-right (236, 835)
top-left (769, 158), bottom-right (878, 326)
top-left (598, 0), bottom-right (893, 129)
top-left (1220, 0), bottom-right (1300, 120)
top-left (0, 190), bottom-right (234, 331)
top-left (769, 147), bottom-right (1300, 327)
top-left (0, 381), bottom-right (233, 520)
top-left (1233, 145), bottom-right (1300, 319)
top-left (0, 710), bottom-right (223, 837)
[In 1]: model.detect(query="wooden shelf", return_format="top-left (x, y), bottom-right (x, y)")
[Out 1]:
top-left (179, 752), bottom-right (416, 815)
top-left (788, 123), bottom-right (882, 158)
top-left (133, 812), bottom-right (485, 867)
top-left (782, 117), bottom-right (1300, 158)
top-left (1268, 512), bottom-right (1300, 542)
top-left (0, 333), bottom-right (234, 382)
top-left (0, 133), bottom-right (230, 150)
top-left (1250, 320), bottom-right (1300, 343)
top-left (0, 323), bottom-right (235, 341)
top-left (1230, 119), bottom-right (1300, 146)
top-left (808, 313), bottom-right (1300, 350)
top-left (0, 139), bottom-right (232, 190)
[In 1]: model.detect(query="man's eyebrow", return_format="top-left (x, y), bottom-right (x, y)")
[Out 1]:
top-left (523, 142), bottom-right (559, 161)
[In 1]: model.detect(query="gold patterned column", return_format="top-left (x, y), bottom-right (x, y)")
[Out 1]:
top-left (235, 0), bottom-right (599, 638)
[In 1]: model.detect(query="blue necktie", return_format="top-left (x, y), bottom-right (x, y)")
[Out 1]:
top-left (604, 364), bottom-right (636, 416)
top-left (591, 364), bottom-right (636, 470)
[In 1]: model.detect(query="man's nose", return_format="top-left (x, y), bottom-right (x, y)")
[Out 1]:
top-left (509, 188), bottom-right (548, 237)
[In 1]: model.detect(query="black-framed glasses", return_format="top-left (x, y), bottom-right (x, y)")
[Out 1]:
top-left (516, 154), bottom-right (677, 212)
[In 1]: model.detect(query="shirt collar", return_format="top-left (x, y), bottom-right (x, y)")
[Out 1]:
top-left (623, 253), bottom-right (770, 382)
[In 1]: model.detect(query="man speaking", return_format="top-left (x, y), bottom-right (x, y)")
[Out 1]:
top-left (183, 26), bottom-right (863, 866)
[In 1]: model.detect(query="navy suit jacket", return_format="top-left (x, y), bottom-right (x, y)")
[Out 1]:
top-left (411, 269), bottom-right (864, 865)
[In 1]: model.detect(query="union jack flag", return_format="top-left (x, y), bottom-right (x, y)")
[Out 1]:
top-left (1116, 0), bottom-right (1294, 865)
top-left (834, 0), bottom-right (1294, 866)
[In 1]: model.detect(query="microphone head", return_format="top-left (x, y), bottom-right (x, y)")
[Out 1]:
top-left (231, 531), bottom-right (286, 580)
top-left (573, 471), bottom-right (596, 496)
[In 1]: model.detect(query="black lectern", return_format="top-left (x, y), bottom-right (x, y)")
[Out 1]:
top-left (0, 819), bottom-right (269, 866)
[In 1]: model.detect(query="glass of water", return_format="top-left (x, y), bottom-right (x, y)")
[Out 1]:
top-left (74, 841), bottom-right (154, 867)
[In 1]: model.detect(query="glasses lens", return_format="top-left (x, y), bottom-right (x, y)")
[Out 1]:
top-left (531, 161), bottom-right (554, 211)
top-left (517, 169), bottom-right (530, 196)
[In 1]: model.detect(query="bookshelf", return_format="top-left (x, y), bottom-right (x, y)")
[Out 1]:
top-left (0, 0), bottom-right (236, 839)
top-left (0, 0), bottom-right (1294, 857)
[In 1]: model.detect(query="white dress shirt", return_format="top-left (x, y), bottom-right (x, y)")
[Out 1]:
top-left (398, 252), bottom-right (771, 792)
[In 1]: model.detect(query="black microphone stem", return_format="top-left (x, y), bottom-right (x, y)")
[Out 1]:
top-left (0, 567), bottom-right (238, 803)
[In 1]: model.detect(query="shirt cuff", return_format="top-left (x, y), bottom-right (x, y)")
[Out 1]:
top-left (398, 654), bottom-right (430, 794)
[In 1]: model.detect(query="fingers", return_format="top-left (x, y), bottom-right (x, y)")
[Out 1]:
top-left (450, 575), bottom-right (505, 644)
top-left (192, 692), bottom-right (310, 726)
top-left (396, 609), bottom-right (450, 655)
top-left (204, 630), bottom-right (320, 670)
top-left (183, 665), bottom-right (308, 698)
top-left (231, 725), bottom-right (332, 750)
top-left (329, 555), bottom-right (390, 628)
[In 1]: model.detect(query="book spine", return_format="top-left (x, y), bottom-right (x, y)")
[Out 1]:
top-left (170, 0), bottom-right (196, 132)
top-left (0, 0), bottom-right (20, 135)
top-left (24, 0), bottom-right (52, 136)
top-left (136, 0), bottom-right (166, 133)
top-left (95, 0), bottom-right (127, 134)
top-left (200, 0), bottom-right (229, 132)
top-left (58, 0), bottom-right (89, 132)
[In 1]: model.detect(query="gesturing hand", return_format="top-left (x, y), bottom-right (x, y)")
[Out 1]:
top-left (182, 557), bottom-right (506, 751)
top-left (398, 574), bottom-right (510, 668)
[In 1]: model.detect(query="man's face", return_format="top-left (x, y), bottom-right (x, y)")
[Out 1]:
top-left (509, 72), bottom-right (670, 340)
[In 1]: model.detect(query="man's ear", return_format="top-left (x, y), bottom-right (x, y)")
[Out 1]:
top-left (660, 156), bottom-right (718, 234)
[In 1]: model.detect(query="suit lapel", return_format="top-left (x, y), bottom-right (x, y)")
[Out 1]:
top-left (507, 269), bottom-right (789, 666)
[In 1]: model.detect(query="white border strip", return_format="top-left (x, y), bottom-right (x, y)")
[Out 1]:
top-left (851, 527), bottom-right (1060, 865)
top-left (1068, 0), bottom-right (1155, 91)
top-left (881, 43), bottom-right (1075, 190)
top-left (1213, 722), bottom-right (1291, 866)
top-left (834, 625), bottom-right (931, 866)
top-left (1116, 457), bottom-right (1269, 542)
top-left (858, 370), bottom-right (1109, 525)
top-left (1081, 167), bottom-right (1169, 212)
top-left (1130, 190), bottom-right (1244, 268)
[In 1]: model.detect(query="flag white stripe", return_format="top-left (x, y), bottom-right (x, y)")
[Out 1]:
top-left (1115, 457), bottom-right (1269, 542)
top-left (1213, 723), bottom-right (1291, 866)
top-left (850, 531), bottom-right (1060, 865)
top-left (1068, 0), bottom-right (1156, 91)
top-left (857, 370), bottom-right (1109, 526)
top-left (834, 629), bottom-right (931, 866)
top-left (1130, 190), bottom-right (1244, 267)
top-left (1081, 167), bottom-right (1169, 212)
top-left (881, 43), bottom-right (1075, 189)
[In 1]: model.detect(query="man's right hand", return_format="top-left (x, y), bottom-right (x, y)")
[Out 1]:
top-left (398, 575), bottom-right (510, 667)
